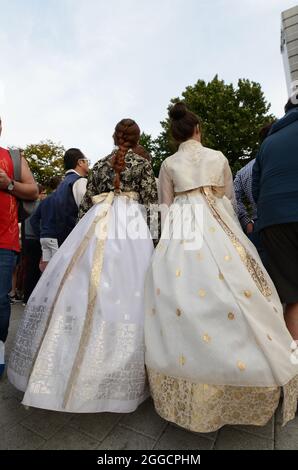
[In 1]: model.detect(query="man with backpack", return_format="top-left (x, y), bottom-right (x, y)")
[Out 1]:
top-left (0, 117), bottom-right (38, 377)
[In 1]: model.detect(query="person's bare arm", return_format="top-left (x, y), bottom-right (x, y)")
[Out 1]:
top-left (0, 156), bottom-right (38, 200)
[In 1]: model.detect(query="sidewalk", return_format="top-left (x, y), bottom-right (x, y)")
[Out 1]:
top-left (1, 304), bottom-right (297, 450)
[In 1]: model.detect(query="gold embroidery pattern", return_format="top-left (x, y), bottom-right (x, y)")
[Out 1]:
top-left (63, 191), bottom-right (116, 408)
top-left (203, 334), bottom-right (211, 343)
top-left (282, 376), bottom-right (298, 425)
top-left (148, 369), bottom-right (285, 433)
top-left (27, 195), bottom-right (115, 381)
top-left (237, 361), bottom-right (246, 371)
top-left (201, 187), bottom-right (272, 298)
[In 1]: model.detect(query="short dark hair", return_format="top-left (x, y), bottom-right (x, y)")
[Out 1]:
top-left (169, 102), bottom-right (201, 143)
top-left (284, 94), bottom-right (298, 113)
top-left (64, 148), bottom-right (85, 170)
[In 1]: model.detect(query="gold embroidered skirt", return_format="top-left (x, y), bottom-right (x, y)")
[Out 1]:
top-left (145, 189), bottom-right (298, 431)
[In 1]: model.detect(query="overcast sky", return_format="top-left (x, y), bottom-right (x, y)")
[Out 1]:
top-left (0, 0), bottom-right (297, 162)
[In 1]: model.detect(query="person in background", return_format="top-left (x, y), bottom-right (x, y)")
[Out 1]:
top-left (233, 123), bottom-right (274, 263)
top-left (22, 184), bottom-right (47, 305)
top-left (0, 116), bottom-right (38, 377)
top-left (30, 176), bottom-right (61, 272)
top-left (8, 223), bottom-right (23, 304)
top-left (252, 96), bottom-right (298, 341)
top-left (55, 148), bottom-right (89, 246)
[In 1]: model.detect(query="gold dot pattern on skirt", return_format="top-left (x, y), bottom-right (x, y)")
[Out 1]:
top-left (267, 335), bottom-right (273, 341)
top-left (224, 255), bottom-right (231, 261)
top-left (198, 289), bottom-right (206, 298)
top-left (219, 272), bottom-right (224, 281)
top-left (209, 227), bottom-right (216, 233)
top-left (237, 361), bottom-right (246, 371)
top-left (179, 355), bottom-right (186, 366)
top-left (228, 312), bottom-right (235, 320)
top-left (156, 288), bottom-right (161, 296)
top-left (176, 269), bottom-right (181, 277)
top-left (203, 333), bottom-right (211, 343)
top-left (176, 308), bottom-right (182, 317)
top-left (244, 290), bottom-right (252, 298)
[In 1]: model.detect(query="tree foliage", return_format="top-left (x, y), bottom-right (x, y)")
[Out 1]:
top-left (23, 140), bottom-right (65, 189)
top-left (142, 76), bottom-right (275, 176)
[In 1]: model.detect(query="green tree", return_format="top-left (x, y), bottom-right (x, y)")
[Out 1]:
top-left (23, 140), bottom-right (65, 190)
top-left (153, 76), bottom-right (275, 175)
top-left (139, 132), bottom-right (161, 176)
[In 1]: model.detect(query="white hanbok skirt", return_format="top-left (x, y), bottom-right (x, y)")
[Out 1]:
top-left (8, 192), bottom-right (153, 413)
top-left (145, 187), bottom-right (298, 432)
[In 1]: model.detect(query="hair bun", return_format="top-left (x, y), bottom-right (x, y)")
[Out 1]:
top-left (169, 102), bottom-right (187, 120)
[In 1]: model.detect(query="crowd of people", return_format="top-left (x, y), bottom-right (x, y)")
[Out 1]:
top-left (0, 97), bottom-right (298, 433)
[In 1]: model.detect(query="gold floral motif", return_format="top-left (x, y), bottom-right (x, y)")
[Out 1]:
top-left (224, 255), bottom-right (231, 261)
top-left (237, 361), bottom-right (246, 371)
top-left (176, 269), bottom-right (181, 277)
top-left (209, 227), bottom-right (216, 233)
top-left (228, 312), bottom-right (235, 320)
top-left (148, 369), bottom-right (286, 433)
top-left (203, 334), bottom-right (211, 343)
top-left (179, 355), bottom-right (186, 366)
top-left (201, 187), bottom-right (272, 298)
top-left (282, 376), bottom-right (298, 425)
top-left (244, 290), bottom-right (252, 299)
top-left (198, 289), bottom-right (206, 298)
top-left (219, 272), bottom-right (224, 281)
top-left (176, 308), bottom-right (182, 317)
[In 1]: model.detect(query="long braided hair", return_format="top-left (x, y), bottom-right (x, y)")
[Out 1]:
top-left (112, 119), bottom-right (140, 190)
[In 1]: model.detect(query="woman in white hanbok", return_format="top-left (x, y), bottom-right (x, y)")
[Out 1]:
top-left (8, 119), bottom-right (158, 413)
top-left (145, 103), bottom-right (298, 432)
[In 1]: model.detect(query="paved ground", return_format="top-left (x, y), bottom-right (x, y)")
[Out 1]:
top-left (1, 304), bottom-right (298, 450)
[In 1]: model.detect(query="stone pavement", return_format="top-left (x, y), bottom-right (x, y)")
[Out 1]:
top-left (1, 304), bottom-right (298, 450)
